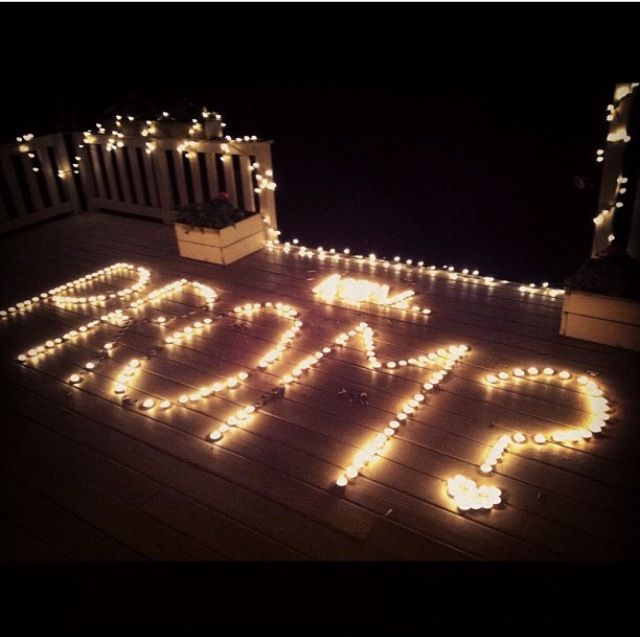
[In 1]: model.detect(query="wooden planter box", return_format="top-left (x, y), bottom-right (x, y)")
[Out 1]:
top-left (175, 214), bottom-right (265, 265)
top-left (560, 290), bottom-right (640, 351)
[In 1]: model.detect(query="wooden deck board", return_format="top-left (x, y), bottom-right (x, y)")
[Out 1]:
top-left (1, 212), bottom-right (638, 560)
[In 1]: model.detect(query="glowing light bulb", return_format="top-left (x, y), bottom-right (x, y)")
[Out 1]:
top-left (513, 433), bottom-right (526, 443)
top-left (69, 374), bottom-right (81, 384)
top-left (534, 434), bottom-right (546, 444)
top-left (336, 475), bottom-right (348, 487)
top-left (141, 398), bottom-right (155, 410)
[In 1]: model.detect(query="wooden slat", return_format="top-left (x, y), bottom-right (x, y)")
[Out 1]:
top-left (88, 145), bottom-right (107, 199)
top-left (114, 148), bottom-right (133, 203)
top-left (222, 155), bottom-right (237, 206)
top-left (5, 284), bottom-right (632, 556)
top-left (89, 197), bottom-right (164, 219)
top-left (53, 135), bottom-right (81, 214)
top-left (171, 150), bottom-right (188, 207)
top-left (1, 361), bottom-right (395, 560)
top-left (1, 155), bottom-right (27, 217)
top-left (36, 146), bottom-right (61, 208)
top-left (0, 514), bottom-right (63, 560)
top-left (1, 212), bottom-right (638, 560)
top-left (150, 149), bottom-right (175, 222)
top-left (141, 150), bottom-right (160, 208)
top-left (0, 189), bottom-right (9, 222)
top-left (189, 153), bottom-right (204, 203)
top-left (101, 146), bottom-right (121, 202)
top-left (0, 204), bottom-right (72, 234)
top-left (73, 134), bottom-right (96, 210)
top-left (239, 155), bottom-right (256, 212)
top-left (29, 219), bottom-right (640, 382)
top-left (0, 471), bottom-right (141, 560)
top-left (19, 154), bottom-right (44, 211)
top-left (205, 153), bottom-right (219, 197)
top-left (127, 147), bottom-right (146, 206)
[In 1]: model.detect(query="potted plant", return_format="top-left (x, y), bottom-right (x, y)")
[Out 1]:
top-left (560, 241), bottom-right (640, 351)
top-left (174, 193), bottom-right (266, 265)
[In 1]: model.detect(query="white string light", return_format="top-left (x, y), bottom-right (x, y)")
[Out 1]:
top-left (269, 240), bottom-right (565, 298)
top-left (0, 262), bottom-right (148, 320)
top-left (447, 367), bottom-right (611, 511)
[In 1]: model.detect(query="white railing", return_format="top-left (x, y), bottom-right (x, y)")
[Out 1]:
top-left (1, 116), bottom-right (278, 234)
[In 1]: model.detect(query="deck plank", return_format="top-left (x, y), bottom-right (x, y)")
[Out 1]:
top-left (1, 212), bottom-right (638, 560)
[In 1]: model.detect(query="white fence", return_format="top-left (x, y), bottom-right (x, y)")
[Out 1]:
top-left (0, 117), bottom-right (278, 233)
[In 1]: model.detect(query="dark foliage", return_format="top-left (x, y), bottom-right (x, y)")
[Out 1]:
top-left (564, 243), bottom-right (640, 300)
top-left (175, 198), bottom-right (256, 231)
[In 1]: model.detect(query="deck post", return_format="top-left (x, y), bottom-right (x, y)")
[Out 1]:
top-left (591, 82), bottom-right (637, 256)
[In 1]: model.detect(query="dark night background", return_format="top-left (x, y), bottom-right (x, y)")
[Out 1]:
top-left (0, 6), bottom-right (637, 289)
top-left (2, 5), bottom-right (639, 631)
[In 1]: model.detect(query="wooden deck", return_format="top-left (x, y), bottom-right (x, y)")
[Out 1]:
top-left (1, 212), bottom-right (639, 561)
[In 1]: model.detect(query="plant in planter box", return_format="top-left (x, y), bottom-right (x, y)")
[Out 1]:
top-left (563, 240), bottom-right (640, 301)
top-left (560, 240), bottom-right (640, 350)
top-left (175, 194), bottom-right (254, 230)
top-left (174, 194), bottom-right (265, 265)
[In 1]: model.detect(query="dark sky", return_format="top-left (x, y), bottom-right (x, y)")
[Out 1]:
top-left (1, 5), bottom-right (637, 285)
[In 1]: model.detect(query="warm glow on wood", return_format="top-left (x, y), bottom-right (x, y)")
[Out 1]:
top-left (447, 368), bottom-right (612, 511)
top-left (9, 262), bottom-right (616, 520)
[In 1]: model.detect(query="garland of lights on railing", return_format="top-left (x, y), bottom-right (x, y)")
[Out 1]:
top-left (11, 82), bottom-right (636, 226)
top-left (78, 108), bottom-right (277, 199)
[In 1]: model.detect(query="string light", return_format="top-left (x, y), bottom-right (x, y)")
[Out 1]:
top-left (9, 257), bottom-right (604, 518)
top-left (447, 367), bottom-right (611, 511)
top-left (313, 274), bottom-right (428, 313)
top-left (49, 264), bottom-right (150, 306)
top-left (335, 332), bottom-right (468, 486)
top-left (268, 240), bottom-right (564, 298)
top-left (0, 262), bottom-right (146, 320)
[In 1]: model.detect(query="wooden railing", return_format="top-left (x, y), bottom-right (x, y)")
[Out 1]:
top-left (0, 117), bottom-right (278, 234)
top-left (0, 133), bottom-right (82, 232)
